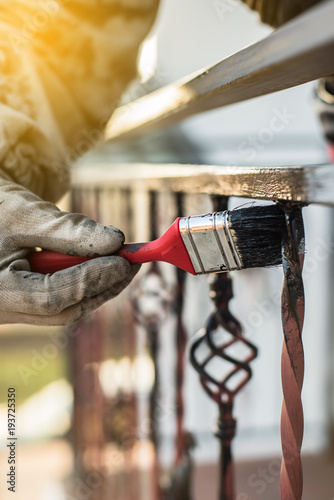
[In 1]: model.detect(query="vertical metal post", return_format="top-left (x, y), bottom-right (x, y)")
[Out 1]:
top-left (280, 205), bottom-right (305, 500)
top-left (174, 192), bottom-right (187, 467)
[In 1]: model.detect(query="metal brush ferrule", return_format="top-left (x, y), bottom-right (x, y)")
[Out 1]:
top-left (179, 212), bottom-right (243, 275)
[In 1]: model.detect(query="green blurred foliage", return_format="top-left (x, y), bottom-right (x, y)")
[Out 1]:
top-left (0, 327), bottom-right (69, 404)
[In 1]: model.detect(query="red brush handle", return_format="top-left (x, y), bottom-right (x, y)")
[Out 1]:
top-left (28, 218), bottom-right (196, 275)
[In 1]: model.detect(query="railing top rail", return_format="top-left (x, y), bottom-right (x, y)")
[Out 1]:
top-left (105, 1), bottom-right (334, 143)
top-left (72, 163), bottom-right (334, 206)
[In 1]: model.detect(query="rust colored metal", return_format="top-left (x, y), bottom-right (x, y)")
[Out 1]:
top-left (190, 196), bottom-right (258, 500)
top-left (280, 205), bottom-right (305, 500)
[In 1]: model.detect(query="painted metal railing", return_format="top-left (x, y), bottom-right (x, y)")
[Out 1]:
top-left (69, 2), bottom-right (334, 499)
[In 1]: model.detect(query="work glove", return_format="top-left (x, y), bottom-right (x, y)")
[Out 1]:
top-left (0, 178), bottom-right (140, 326)
top-left (241, 0), bottom-right (322, 27)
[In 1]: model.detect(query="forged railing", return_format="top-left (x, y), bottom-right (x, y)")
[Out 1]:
top-left (68, 1), bottom-right (334, 499)
top-left (70, 163), bottom-right (333, 500)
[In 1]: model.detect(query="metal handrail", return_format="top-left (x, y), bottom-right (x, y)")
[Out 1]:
top-left (105, 0), bottom-right (334, 143)
top-left (73, 163), bottom-right (334, 206)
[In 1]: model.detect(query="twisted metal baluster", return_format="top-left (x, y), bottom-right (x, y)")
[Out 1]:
top-left (280, 205), bottom-right (305, 500)
top-left (190, 196), bottom-right (258, 500)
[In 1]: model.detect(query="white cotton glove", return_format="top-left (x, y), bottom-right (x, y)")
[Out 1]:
top-left (0, 179), bottom-right (140, 326)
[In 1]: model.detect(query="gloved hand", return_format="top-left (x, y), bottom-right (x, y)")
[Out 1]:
top-left (0, 178), bottom-right (140, 326)
top-left (241, 0), bottom-right (321, 27)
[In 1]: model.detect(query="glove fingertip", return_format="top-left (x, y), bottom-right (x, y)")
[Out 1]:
top-left (101, 225), bottom-right (126, 253)
top-left (107, 225), bottom-right (125, 243)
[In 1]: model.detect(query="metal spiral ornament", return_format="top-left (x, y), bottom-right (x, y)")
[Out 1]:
top-left (279, 205), bottom-right (305, 500)
top-left (190, 196), bottom-right (258, 500)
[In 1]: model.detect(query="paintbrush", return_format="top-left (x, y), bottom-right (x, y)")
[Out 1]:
top-left (28, 205), bottom-right (286, 276)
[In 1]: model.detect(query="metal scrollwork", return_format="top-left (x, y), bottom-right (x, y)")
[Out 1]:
top-left (190, 196), bottom-right (258, 500)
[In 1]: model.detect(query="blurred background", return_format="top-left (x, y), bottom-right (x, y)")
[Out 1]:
top-left (0, 0), bottom-right (333, 499)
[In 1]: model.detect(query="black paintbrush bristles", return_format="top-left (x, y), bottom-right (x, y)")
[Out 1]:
top-left (229, 204), bottom-right (286, 269)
